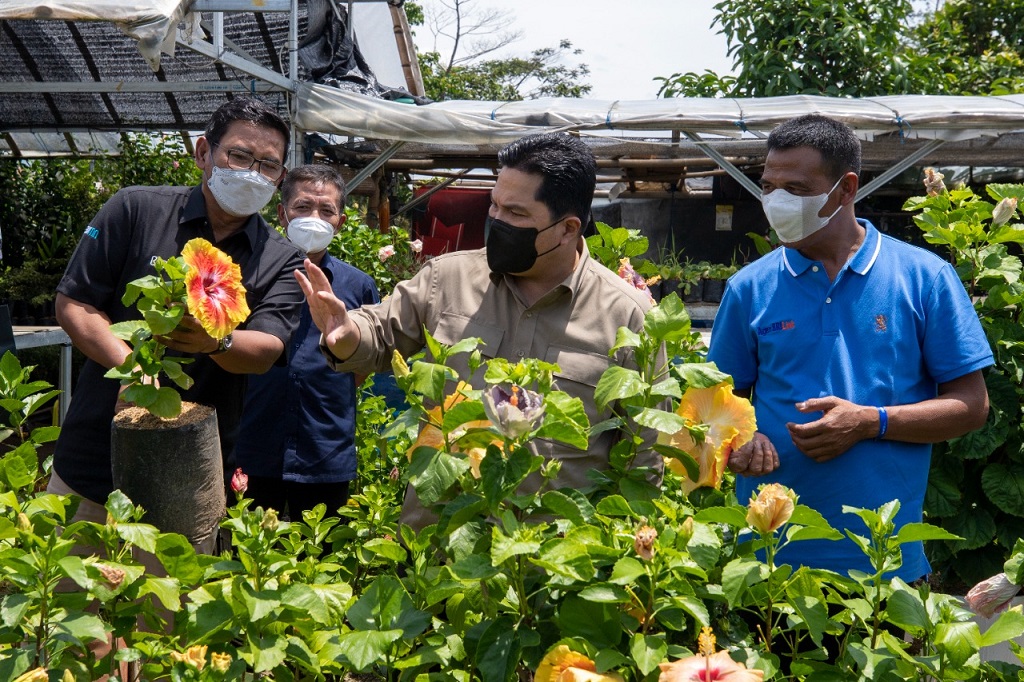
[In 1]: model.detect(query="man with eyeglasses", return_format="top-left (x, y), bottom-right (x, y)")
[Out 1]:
top-left (233, 164), bottom-right (379, 520)
top-left (50, 97), bottom-right (306, 550)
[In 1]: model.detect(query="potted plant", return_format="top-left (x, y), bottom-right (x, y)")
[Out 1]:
top-left (702, 261), bottom-right (739, 303)
top-left (105, 238), bottom-right (249, 545)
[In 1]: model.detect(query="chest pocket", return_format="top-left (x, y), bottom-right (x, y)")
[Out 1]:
top-left (433, 313), bottom-right (505, 359)
top-left (546, 345), bottom-right (612, 391)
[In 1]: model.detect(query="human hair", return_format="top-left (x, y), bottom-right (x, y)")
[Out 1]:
top-left (766, 114), bottom-right (862, 180)
top-left (280, 164), bottom-right (347, 207)
top-left (204, 96), bottom-right (290, 158)
top-left (497, 132), bottom-right (596, 225)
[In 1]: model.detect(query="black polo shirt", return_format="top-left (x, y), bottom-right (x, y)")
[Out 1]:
top-left (54, 185), bottom-right (305, 504)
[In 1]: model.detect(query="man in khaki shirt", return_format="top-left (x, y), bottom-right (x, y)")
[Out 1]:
top-left (297, 132), bottom-right (663, 528)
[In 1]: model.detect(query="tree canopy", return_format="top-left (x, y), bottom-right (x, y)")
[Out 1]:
top-left (657, 0), bottom-right (1024, 98)
top-left (406, 0), bottom-right (591, 102)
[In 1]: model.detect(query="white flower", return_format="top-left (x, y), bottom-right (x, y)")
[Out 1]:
top-left (409, 239), bottom-right (423, 253)
top-left (378, 245), bottom-right (396, 261)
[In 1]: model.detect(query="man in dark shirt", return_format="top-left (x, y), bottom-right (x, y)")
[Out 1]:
top-left (233, 165), bottom-right (379, 519)
top-left (50, 97), bottom-right (305, 542)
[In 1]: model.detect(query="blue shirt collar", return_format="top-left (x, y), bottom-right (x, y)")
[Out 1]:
top-left (781, 218), bottom-right (882, 278)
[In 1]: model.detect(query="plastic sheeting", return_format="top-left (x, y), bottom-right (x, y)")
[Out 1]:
top-left (295, 86), bottom-right (1024, 146)
top-left (0, 1), bottom-right (198, 71)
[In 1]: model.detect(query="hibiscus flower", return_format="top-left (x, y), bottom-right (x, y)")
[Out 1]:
top-left (535, 645), bottom-right (624, 682)
top-left (182, 238), bottom-right (249, 340)
top-left (659, 382), bottom-right (756, 492)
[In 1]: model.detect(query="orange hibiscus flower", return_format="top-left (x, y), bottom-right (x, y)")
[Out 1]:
top-left (535, 645), bottom-right (624, 682)
top-left (659, 382), bottom-right (756, 492)
top-left (182, 238), bottom-right (249, 340)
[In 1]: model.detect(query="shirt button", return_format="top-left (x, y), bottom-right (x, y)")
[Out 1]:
top-left (812, 266), bottom-right (819, 272)
top-left (516, 350), bottom-right (524, 358)
top-left (526, 312), bottom-right (533, 318)
top-left (825, 297), bottom-right (832, 304)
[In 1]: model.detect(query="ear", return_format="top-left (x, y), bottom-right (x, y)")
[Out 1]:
top-left (839, 172), bottom-right (859, 205)
top-left (277, 202), bottom-right (287, 226)
top-left (561, 216), bottom-right (582, 243)
top-left (195, 137), bottom-right (211, 172)
top-left (335, 212), bottom-right (347, 234)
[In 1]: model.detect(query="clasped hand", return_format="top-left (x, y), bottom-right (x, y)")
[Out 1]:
top-left (728, 396), bottom-right (875, 474)
top-left (157, 315), bottom-right (217, 355)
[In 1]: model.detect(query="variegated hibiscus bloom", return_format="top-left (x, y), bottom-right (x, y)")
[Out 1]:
top-left (182, 238), bottom-right (249, 340)
top-left (535, 645), bottom-right (624, 682)
top-left (482, 384), bottom-right (545, 440)
top-left (407, 381), bottom-right (498, 478)
top-left (659, 381), bottom-right (756, 492)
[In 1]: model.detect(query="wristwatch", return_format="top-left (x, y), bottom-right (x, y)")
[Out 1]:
top-left (210, 333), bottom-right (233, 355)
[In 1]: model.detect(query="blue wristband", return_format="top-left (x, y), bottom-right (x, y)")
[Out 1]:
top-left (876, 407), bottom-right (888, 440)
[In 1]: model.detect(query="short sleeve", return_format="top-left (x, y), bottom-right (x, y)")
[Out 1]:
top-left (707, 281), bottom-right (759, 389)
top-left (57, 189), bottom-right (134, 311)
top-left (922, 263), bottom-right (994, 384)
top-left (239, 244), bottom-right (304, 345)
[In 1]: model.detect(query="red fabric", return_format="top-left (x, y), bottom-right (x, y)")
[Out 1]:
top-left (430, 217), bottom-right (464, 250)
top-left (419, 235), bottom-right (452, 257)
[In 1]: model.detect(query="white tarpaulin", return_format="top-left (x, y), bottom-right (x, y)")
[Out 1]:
top-left (0, 1), bottom-right (199, 71)
top-left (295, 85), bottom-right (1024, 145)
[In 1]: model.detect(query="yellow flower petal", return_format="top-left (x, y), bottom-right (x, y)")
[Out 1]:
top-left (536, 645), bottom-right (624, 682)
top-left (182, 238), bottom-right (249, 340)
top-left (660, 382), bottom-right (756, 492)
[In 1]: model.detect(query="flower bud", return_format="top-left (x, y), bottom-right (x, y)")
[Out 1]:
top-left (391, 350), bottom-right (411, 380)
top-left (62, 670), bottom-right (75, 682)
top-left (923, 167), bottom-right (946, 197)
top-left (97, 564), bottom-right (126, 589)
top-left (679, 516), bottom-right (695, 544)
top-left (16, 512), bottom-right (31, 532)
top-left (260, 508), bottom-right (279, 532)
top-left (966, 572), bottom-right (1021, 618)
top-left (170, 645), bottom-right (208, 671)
top-left (634, 525), bottom-right (657, 561)
top-left (992, 197), bottom-right (1019, 227)
top-left (541, 457), bottom-right (562, 480)
top-left (13, 668), bottom-right (48, 682)
top-left (210, 651), bottom-right (232, 673)
top-left (746, 483), bottom-right (797, 534)
top-left (230, 468), bottom-right (248, 496)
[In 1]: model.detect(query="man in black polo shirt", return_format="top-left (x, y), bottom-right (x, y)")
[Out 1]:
top-left (49, 97), bottom-right (305, 546)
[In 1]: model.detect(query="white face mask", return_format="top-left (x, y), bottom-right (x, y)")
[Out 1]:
top-left (761, 176), bottom-right (844, 244)
top-left (286, 214), bottom-right (336, 254)
top-left (208, 166), bottom-right (278, 218)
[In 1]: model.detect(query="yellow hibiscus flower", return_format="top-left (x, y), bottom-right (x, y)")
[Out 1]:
top-left (660, 382), bottom-right (756, 492)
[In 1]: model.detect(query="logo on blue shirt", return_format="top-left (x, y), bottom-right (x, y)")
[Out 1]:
top-left (757, 319), bottom-right (795, 336)
top-left (83, 226), bottom-right (99, 240)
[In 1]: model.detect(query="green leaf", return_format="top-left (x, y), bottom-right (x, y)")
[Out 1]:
top-left (408, 360), bottom-right (456, 404)
top-left (609, 557), bottom-right (647, 585)
top-left (894, 522), bottom-right (962, 544)
top-left (687, 521), bottom-right (722, 571)
top-left (695, 505), bottom-right (748, 528)
top-left (338, 629), bottom-right (403, 671)
top-left (982, 463), bottom-right (1024, 517)
top-left (475, 618), bottom-right (521, 682)
top-left (491, 526), bottom-right (541, 566)
top-left (934, 620), bottom-right (982, 669)
top-left (944, 506), bottom-right (996, 551)
top-left (789, 595), bottom-right (830, 647)
top-left (540, 490), bottom-right (588, 525)
top-left (249, 632), bottom-right (288, 673)
top-left (152, 532), bottom-right (201, 583)
top-left (137, 576), bottom-right (181, 612)
top-left (674, 362), bottom-right (731, 389)
top-left (54, 611), bottom-right (109, 644)
top-left (408, 448), bottom-right (470, 507)
top-left (109, 320), bottom-right (149, 340)
top-left (595, 495), bottom-right (637, 518)
top-left (362, 538), bottom-right (407, 563)
top-left (594, 365), bottom-right (649, 411)
top-left (148, 386), bottom-right (182, 418)
top-left (578, 584), bottom-right (631, 603)
top-left (884, 586), bottom-right (930, 634)
top-left (535, 392), bottom-right (589, 449)
top-left (644, 294), bottom-right (692, 342)
top-left (556, 595), bottom-right (622, 649)
top-left (722, 557), bottom-right (763, 607)
top-left (633, 407), bottom-right (686, 435)
top-left (630, 633), bottom-right (668, 676)
top-left (980, 607), bottom-right (1024, 647)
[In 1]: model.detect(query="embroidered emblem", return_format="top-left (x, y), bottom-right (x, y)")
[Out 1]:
top-left (83, 226), bottom-right (99, 239)
top-left (874, 314), bottom-right (887, 332)
top-left (756, 319), bottom-right (796, 337)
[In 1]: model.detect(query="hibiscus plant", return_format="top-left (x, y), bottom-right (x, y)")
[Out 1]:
top-left (104, 238), bottom-right (248, 418)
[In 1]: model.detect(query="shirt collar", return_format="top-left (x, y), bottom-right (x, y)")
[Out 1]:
top-left (781, 218), bottom-right (882, 277)
top-left (181, 185), bottom-right (263, 249)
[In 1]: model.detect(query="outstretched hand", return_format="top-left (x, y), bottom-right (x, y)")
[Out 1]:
top-left (294, 258), bottom-right (360, 360)
top-left (787, 396), bottom-right (876, 462)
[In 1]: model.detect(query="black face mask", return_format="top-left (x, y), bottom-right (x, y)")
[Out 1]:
top-left (485, 215), bottom-right (562, 274)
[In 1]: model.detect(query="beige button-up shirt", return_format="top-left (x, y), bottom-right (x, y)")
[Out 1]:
top-left (325, 242), bottom-right (664, 527)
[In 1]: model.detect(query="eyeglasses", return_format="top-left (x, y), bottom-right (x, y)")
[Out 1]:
top-left (210, 141), bottom-right (286, 181)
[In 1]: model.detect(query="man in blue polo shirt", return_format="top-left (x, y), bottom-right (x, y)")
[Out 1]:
top-left (708, 114), bottom-right (993, 581)
top-left (233, 165), bottom-right (379, 519)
